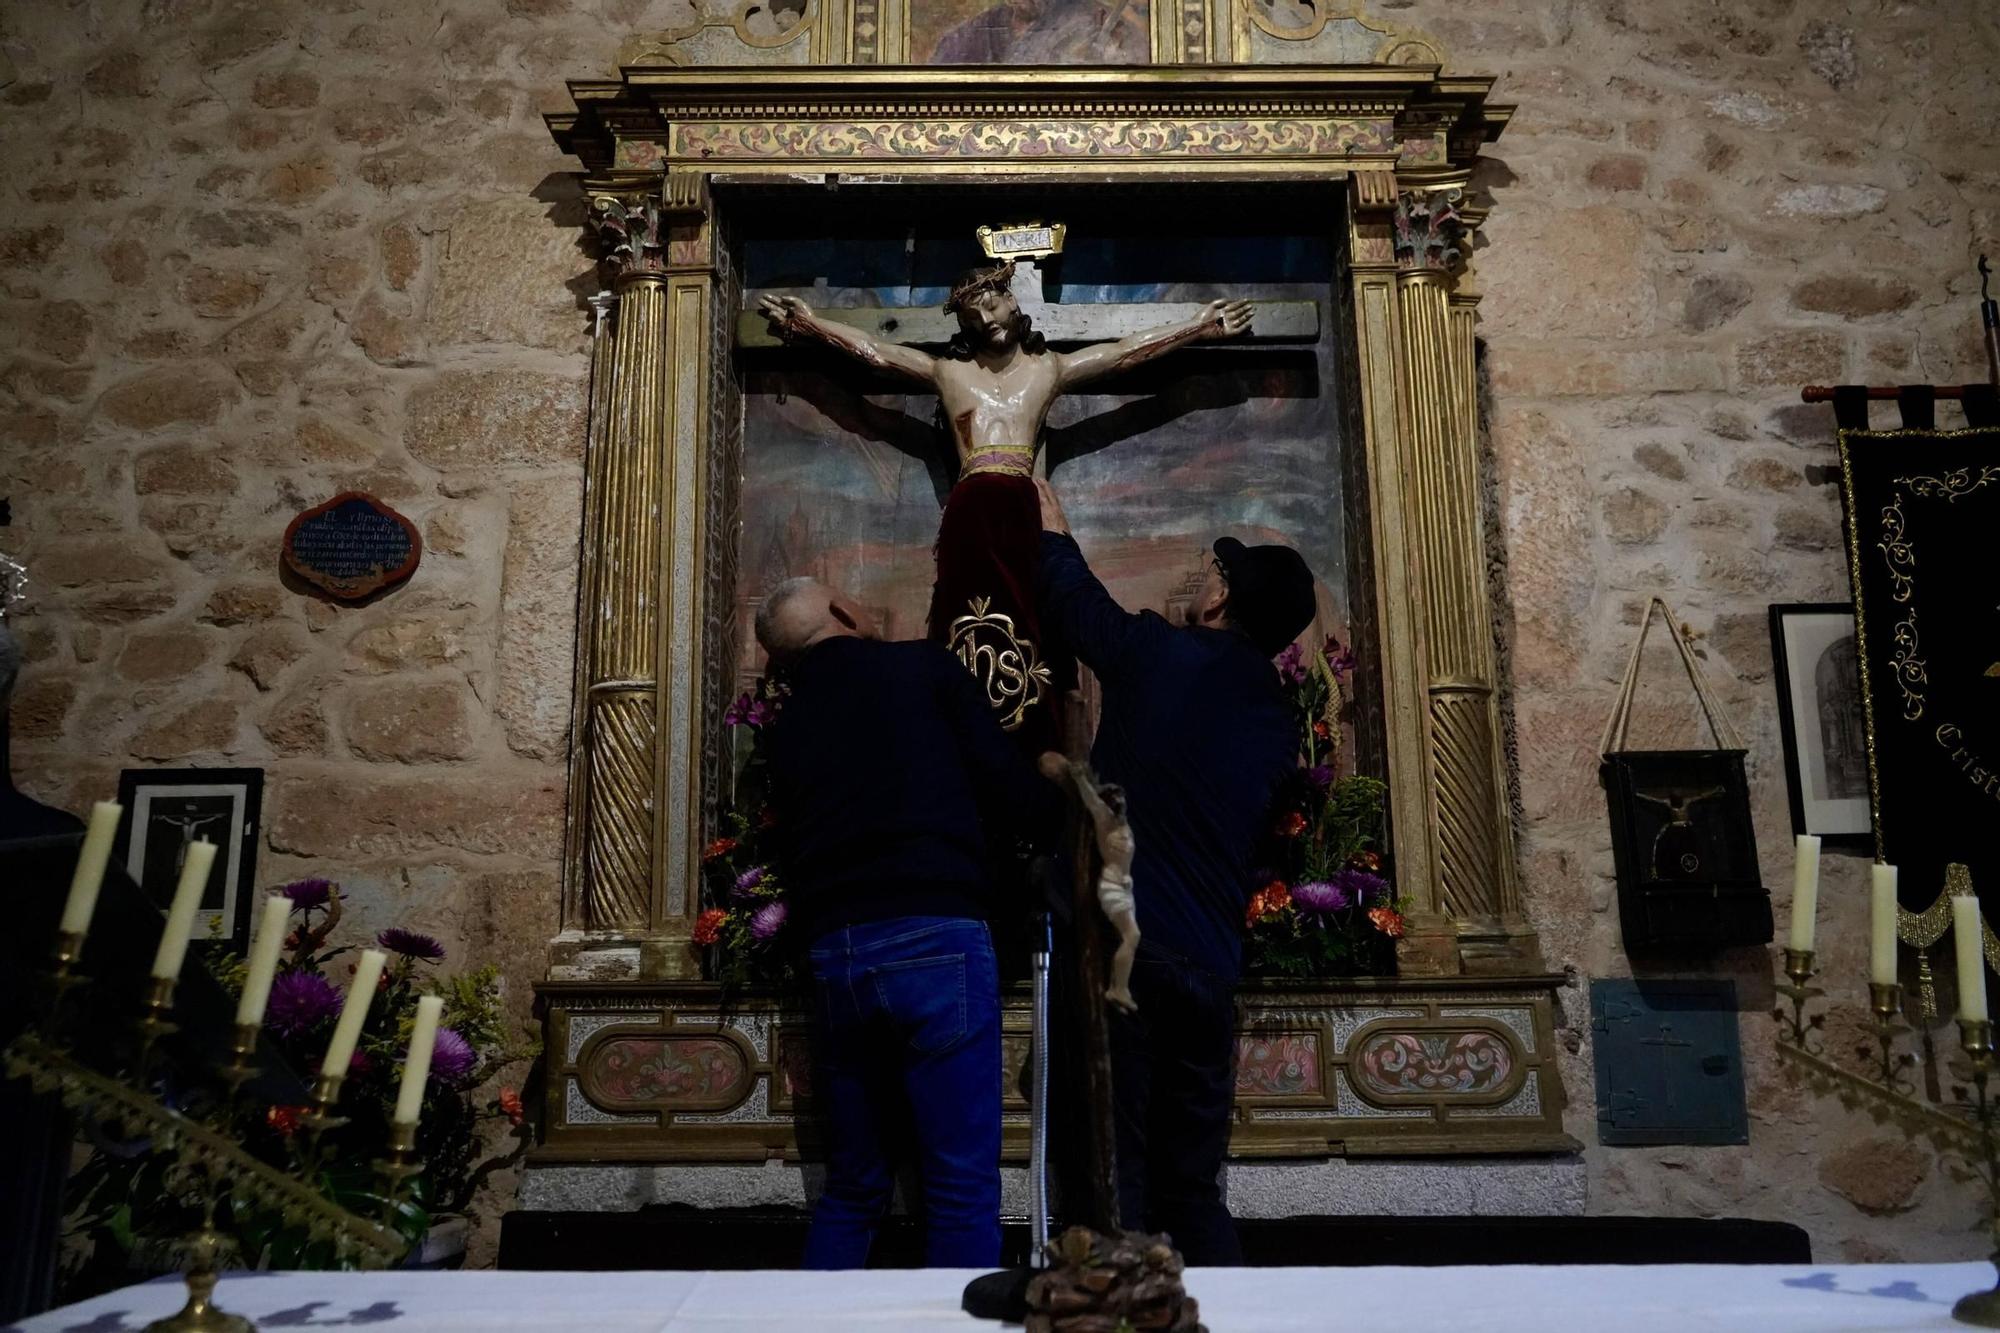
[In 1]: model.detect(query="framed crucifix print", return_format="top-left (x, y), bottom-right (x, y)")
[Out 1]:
top-left (113, 767), bottom-right (265, 954)
top-left (1768, 604), bottom-right (1871, 850)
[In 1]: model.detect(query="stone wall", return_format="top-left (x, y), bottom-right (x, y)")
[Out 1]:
top-left (3, 0), bottom-right (1995, 1268)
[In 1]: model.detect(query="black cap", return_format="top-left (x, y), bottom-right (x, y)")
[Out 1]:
top-left (1212, 537), bottom-right (1317, 657)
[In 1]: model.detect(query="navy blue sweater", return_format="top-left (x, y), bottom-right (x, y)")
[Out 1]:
top-left (762, 635), bottom-right (1058, 943)
top-left (1038, 532), bottom-right (1296, 982)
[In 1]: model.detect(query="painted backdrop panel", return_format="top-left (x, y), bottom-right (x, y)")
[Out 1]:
top-left (912, 0), bottom-right (1152, 64)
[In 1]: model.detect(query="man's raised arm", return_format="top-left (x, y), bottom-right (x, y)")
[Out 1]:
top-left (1055, 298), bottom-right (1251, 390)
top-left (758, 295), bottom-right (938, 383)
top-left (1035, 479), bottom-right (1157, 684)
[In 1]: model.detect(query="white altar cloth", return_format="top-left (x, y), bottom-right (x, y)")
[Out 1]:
top-left (10, 1263), bottom-right (1986, 1332)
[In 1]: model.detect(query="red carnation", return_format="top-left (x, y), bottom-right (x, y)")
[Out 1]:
top-left (1368, 906), bottom-right (1406, 939)
top-left (692, 908), bottom-right (728, 946)
top-left (702, 837), bottom-right (738, 862)
top-left (499, 1087), bottom-right (525, 1127)
top-left (1277, 811), bottom-right (1308, 838)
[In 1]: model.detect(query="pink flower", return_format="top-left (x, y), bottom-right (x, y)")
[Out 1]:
top-left (1322, 638), bottom-right (1356, 679)
top-left (732, 865), bottom-right (770, 899)
top-left (1336, 869), bottom-right (1390, 907)
top-left (1291, 881), bottom-right (1349, 914)
top-left (1275, 642), bottom-right (1309, 684)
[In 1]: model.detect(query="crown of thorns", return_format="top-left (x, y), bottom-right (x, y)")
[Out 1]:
top-left (944, 261), bottom-right (1017, 314)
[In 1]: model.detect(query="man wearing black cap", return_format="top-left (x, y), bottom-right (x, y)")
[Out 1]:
top-left (1033, 479), bottom-right (1316, 1265)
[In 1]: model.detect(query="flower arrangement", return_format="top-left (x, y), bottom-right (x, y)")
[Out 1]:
top-left (696, 675), bottom-right (795, 988)
top-left (1244, 637), bottom-right (1402, 979)
top-left (61, 880), bottom-right (533, 1298)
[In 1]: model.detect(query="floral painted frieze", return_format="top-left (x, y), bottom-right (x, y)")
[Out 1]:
top-left (672, 117), bottom-right (1393, 161)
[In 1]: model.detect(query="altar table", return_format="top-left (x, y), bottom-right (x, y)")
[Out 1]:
top-left (11, 1264), bottom-right (1987, 1331)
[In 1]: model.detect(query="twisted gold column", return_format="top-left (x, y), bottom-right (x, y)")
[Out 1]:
top-left (1392, 188), bottom-right (1537, 970)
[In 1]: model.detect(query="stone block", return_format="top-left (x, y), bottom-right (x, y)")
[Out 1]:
top-left (266, 770), bottom-right (564, 859)
top-left (260, 151), bottom-right (337, 206)
top-left (406, 369), bottom-right (586, 471)
top-left (345, 616), bottom-right (473, 672)
top-left (1602, 488), bottom-right (1669, 545)
top-left (178, 266), bottom-right (267, 318)
top-left (115, 629), bottom-right (210, 683)
top-left (1791, 275), bottom-right (1917, 320)
top-left (1771, 185), bottom-right (1888, 219)
top-left (1818, 1137), bottom-right (1930, 1214)
top-left (1681, 274), bottom-right (1751, 333)
top-left (229, 625), bottom-right (308, 690)
top-left (1633, 443), bottom-right (1687, 480)
top-left (381, 221), bottom-right (422, 291)
top-left (1726, 457), bottom-right (1801, 491)
top-left (84, 50), bottom-right (156, 98)
top-left (345, 678), bottom-right (477, 762)
top-left (98, 369), bottom-right (240, 431)
top-left (429, 198), bottom-right (592, 352)
top-left (10, 672), bottom-right (77, 739)
top-left (252, 70), bottom-right (320, 110)
top-left (1772, 503), bottom-right (1840, 551)
top-left (202, 583), bottom-right (285, 626)
top-left (1480, 206), bottom-right (1656, 339)
top-left (498, 475), bottom-right (581, 759)
top-left (1584, 155), bottom-right (1647, 193)
top-left (1736, 330), bottom-right (1844, 389)
top-left (258, 687), bottom-right (328, 755)
top-left (36, 539), bottom-right (172, 588)
top-left (348, 293), bottom-right (425, 366)
top-left (135, 443), bottom-right (238, 496)
top-left (130, 696), bottom-right (241, 759)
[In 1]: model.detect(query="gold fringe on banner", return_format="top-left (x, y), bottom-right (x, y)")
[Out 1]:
top-left (1897, 863), bottom-right (1993, 1019)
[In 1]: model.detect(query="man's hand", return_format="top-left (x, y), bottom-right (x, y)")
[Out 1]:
top-left (1037, 751), bottom-right (1070, 784)
top-left (1035, 478), bottom-right (1071, 536)
top-left (1198, 298), bottom-right (1253, 340)
top-left (758, 294), bottom-right (813, 335)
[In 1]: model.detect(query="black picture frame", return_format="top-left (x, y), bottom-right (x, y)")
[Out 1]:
top-left (1767, 603), bottom-right (1872, 850)
top-left (112, 767), bottom-right (265, 954)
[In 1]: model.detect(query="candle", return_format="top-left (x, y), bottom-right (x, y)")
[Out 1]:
top-left (1869, 864), bottom-right (1899, 987)
top-left (236, 894), bottom-right (292, 1027)
top-left (60, 801), bottom-right (122, 936)
top-left (150, 840), bottom-right (217, 981)
top-left (1786, 834), bottom-right (1822, 953)
top-left (393, 995), bottom-right (445, 1125)
top-left (1954, 895), bottom-right (1989, 1024)
top-left (320, 948), bottom-right (387, 1081)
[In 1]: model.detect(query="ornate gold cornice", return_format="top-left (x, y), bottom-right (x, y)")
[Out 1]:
top-left (547, 64), bottom-right (1512, 175)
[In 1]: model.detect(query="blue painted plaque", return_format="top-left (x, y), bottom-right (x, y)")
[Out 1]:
top-left (1591, 979), bottom-right (1747, 1146)
top-left (281, 492), bottom-right (421, 600)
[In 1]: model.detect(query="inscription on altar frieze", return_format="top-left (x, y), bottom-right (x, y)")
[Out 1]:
top-left (281, 492), bottom-right (422, 601)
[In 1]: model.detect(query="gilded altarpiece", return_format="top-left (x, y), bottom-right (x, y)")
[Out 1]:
top-left (535, 14), bottom-right (1576, 1164)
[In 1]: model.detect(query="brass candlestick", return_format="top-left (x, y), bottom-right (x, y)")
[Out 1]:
top-left (372, 1120), bottom-right (425, 1226)
top-left (142, 1222), bottom-right (252, 1333)
top-left (1868, 982), bottom-right (1916, 1092)
top-left (1774, 948), bottom-right (1824, 1050)
top-left (299, 1072), bottom-right (349, 1150)
top-left (1955, 1019), bottom-right (2000, 1327)
top-left (134, 975), bottom-right (179, 1077)
top-left (42, 929), bottom-right (89, 1038)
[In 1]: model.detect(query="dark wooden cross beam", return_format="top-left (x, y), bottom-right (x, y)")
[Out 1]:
top-left (737, 259), bottom-right (1320, 350)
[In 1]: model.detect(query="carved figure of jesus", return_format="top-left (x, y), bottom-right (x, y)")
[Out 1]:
top-left (760, 262), bottom-right (1251, 748)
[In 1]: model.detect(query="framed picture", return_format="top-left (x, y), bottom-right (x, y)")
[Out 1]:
top-left (113, 767), bottom-right (265, 954)
top-left (1768, 604), bottom-right (1872, 849)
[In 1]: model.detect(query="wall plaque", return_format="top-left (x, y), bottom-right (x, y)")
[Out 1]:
top-left (281, 492), bottom-right (421, 600)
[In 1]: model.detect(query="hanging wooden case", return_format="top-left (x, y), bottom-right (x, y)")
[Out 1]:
top-left (1599, 598), bottom-right (1771, 952)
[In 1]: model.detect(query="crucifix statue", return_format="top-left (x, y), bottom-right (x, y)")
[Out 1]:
top-left (758, 258), bottom-right (1253, 751)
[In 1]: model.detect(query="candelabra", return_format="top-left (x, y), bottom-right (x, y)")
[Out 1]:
top-left (5, 952), bottom-right (418, 1332)
top-left (1771, 956), bottom-right (1994, 1326)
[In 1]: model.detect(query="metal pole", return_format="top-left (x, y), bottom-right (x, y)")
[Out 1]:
top-left (1027, 909), bottom-right (1053, 1267)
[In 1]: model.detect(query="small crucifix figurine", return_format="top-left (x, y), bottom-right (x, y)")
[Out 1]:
top-left (759, 261), bottom-right (1251, 749)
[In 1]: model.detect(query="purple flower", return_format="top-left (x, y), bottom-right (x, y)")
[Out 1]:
top-left (1274, 642), bottom-right (1309, 684)
top-left (749, 900), bottom-right (788, 942)
top-left (1335, 869), bottom-right (1390, 907)
top-left (725, 694), bottom-right (776, 729)
top-left (1306, 764), bottom-right (1335, 790)
top-left (265, 970), bottom-right (342, 1039)
top-left (280, 878), bottom-right (334, 911)
top-left (1290, 881), bottom-right (1351, 915)
top-left (431, 1027), bottom-right (477, 1085)
top-left (732, 865), bottom-right (769, 899)
top-left (1323, 640), bottom-right (1357, 680)
top-left (377, 927), bottom-right (445, 961)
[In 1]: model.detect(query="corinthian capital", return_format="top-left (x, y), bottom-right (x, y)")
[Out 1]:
top-left (1393, 188), bottom-right (1466, 275)
top-left (589, 192), bottom-right (670, 282)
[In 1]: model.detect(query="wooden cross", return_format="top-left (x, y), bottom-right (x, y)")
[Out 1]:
top-left (736, 259), bottom-right (1320, 351)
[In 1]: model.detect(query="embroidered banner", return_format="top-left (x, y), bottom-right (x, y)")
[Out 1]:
top-left (1839, 426), bottom-right (2000, 918)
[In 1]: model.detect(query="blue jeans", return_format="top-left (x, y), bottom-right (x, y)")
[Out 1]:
top-left (802, 916), bottom-right (1002, 1270)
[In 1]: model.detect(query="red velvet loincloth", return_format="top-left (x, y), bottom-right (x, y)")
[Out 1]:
top-left (927, 470), bottom-right (1071, 754)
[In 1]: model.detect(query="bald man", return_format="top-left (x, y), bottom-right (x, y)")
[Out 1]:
top-left (755, 577), bottom-right (1058, 1270)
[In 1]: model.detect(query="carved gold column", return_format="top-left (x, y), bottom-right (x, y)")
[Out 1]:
top-left (1392, 186), bottom-right (1538, 971)
top-left (574, 189), bottom-right (672, 933)
top-left (1347, 169), bottom-right (1453, 976)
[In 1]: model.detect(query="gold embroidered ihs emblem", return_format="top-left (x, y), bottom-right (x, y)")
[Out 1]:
top-left (948, 596), bottom-right (1052, 732)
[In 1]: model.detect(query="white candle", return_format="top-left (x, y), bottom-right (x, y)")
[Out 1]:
top-left (320, 947), bottom-right (387, 1080)
top-left (1954, 895), bottom-right (1989, 1024)
top-left (150, 839), bottom-right (216, 981)
top-left (1869, 864), bottom-right (1899, 987)
top-left (60, 801), bottom-right (122, 936)
top-left (393, 995), bottom-right (445, 1125)
top-left (1786, 834), bottom-right (1822, 953)
top-left (236, 895), bottom-right (292, 1027)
